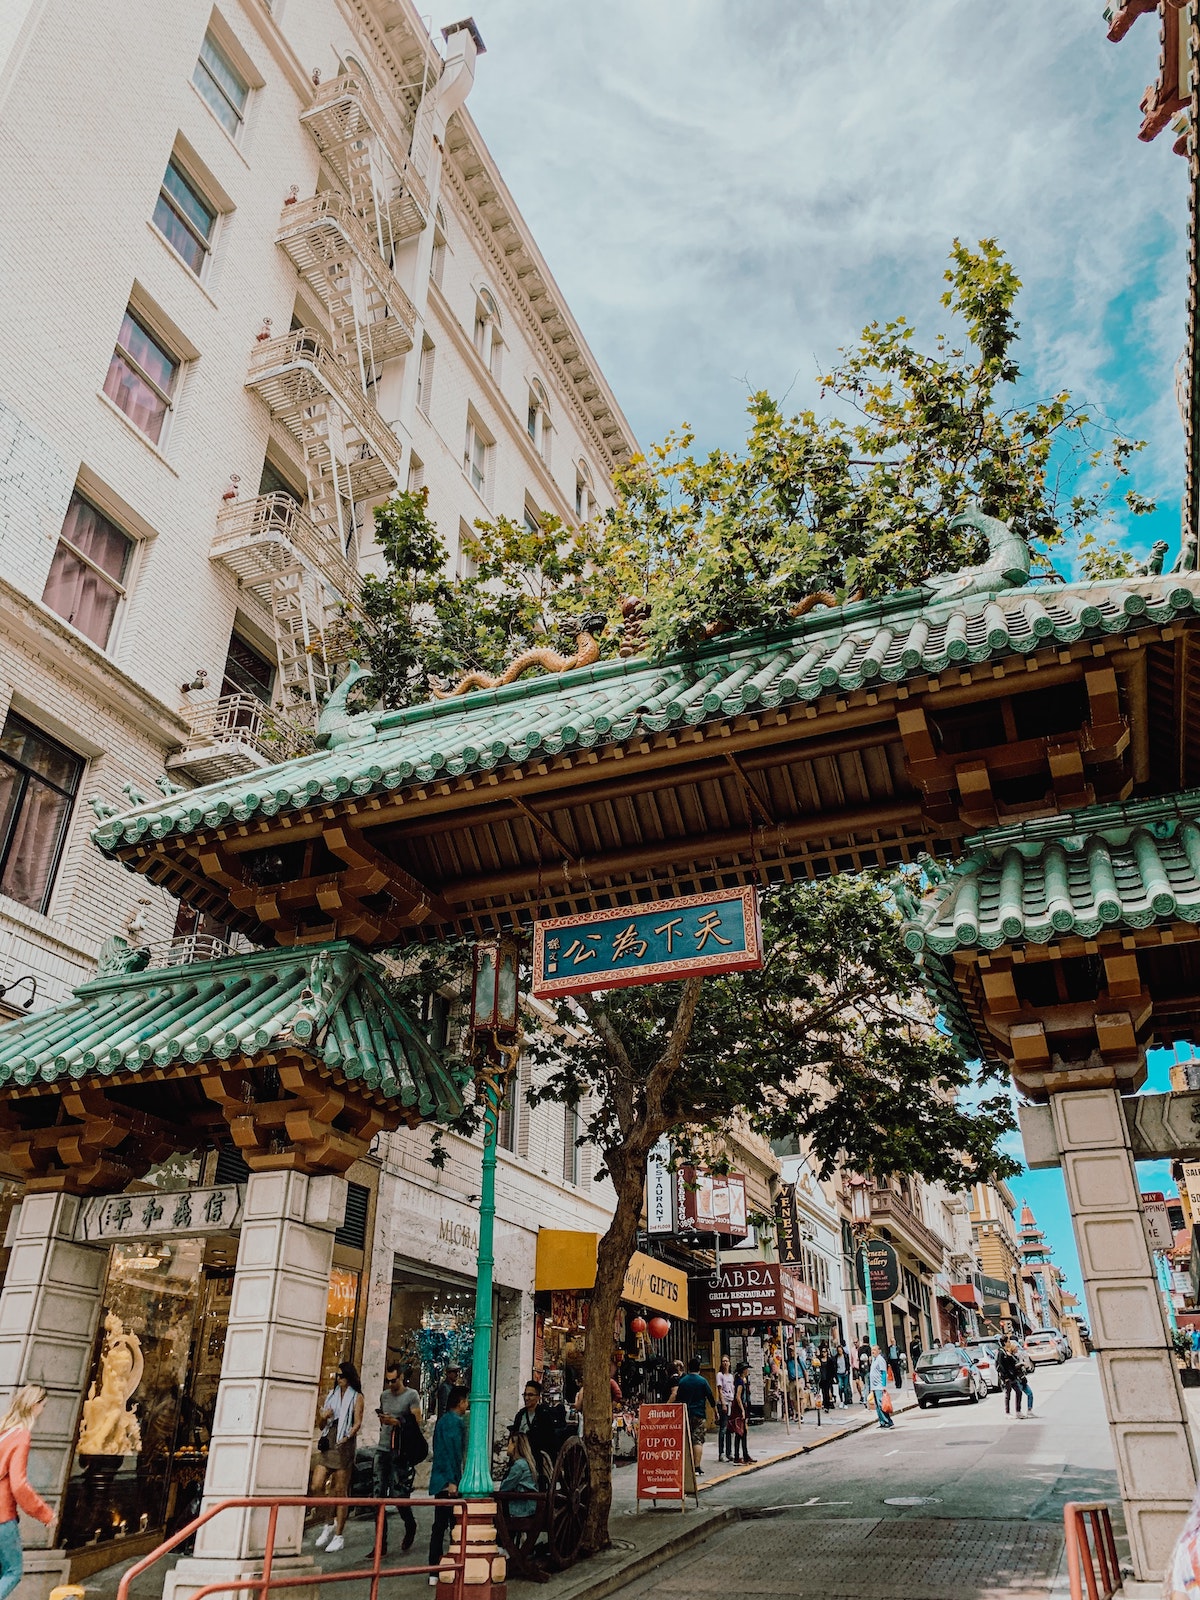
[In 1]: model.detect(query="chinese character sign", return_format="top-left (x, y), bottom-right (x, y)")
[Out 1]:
top-left (531, 887), bottom-right (762, 999)
top-left (76, 1185), bottom-right (245, 1244)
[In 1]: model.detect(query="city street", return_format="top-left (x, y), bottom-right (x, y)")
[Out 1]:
top-left (605, 1360), bottom-right (1121, 1600)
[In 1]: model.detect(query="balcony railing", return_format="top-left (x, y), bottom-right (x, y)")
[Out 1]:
top-left (276, 193), bottom-right (418, 360)
top-left (147, 934), bottom-right (233, 968)
top-left (868, 1184), bottom-right (947, 1267)
top-left (213, 492), bottom-right (362, 605)
top-left (167, 694), bottom-right (274, 785)
top-left (300, 72), bottom-right (430, 241)
top-left (245, 329), bottom-right (399, 499)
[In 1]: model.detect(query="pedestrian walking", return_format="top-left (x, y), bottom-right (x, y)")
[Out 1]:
top-left (869, 1346), bottom-right (894, 1429)
top-left (996, 1340), bottom-right (1024, 1416)
top-left (909, 1336), bottom-right (923, 1368)
top-left (1015, 1344), bottom-right (1035, 1417)
top-left (0, 1385), bottom-right (53, 1600)
top-left (374, 1363), bottom-right (423, 1553)
top-left (887, 1341), bottom-right (903, 1389)
top-left (311, 1360), bottom-right (365, 1553)
top-left (818, 1343), bottom-right (837, 1410)
top-left (728, 1362), bottom-right (755, 1463)
top-left (670, 1355), bottom-right (717, 1476)
top-left (836, 1343), bottom-right (852, 1406)
top-left (716, 1354), bottom-right (735, 1458)
top-left (857, 1339), bottom-right (872, 1407)
top-left (427, 1383), bottom-right (469, 1583)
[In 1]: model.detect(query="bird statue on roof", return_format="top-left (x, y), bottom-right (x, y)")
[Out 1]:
top-left (922, 505), bottom-right (1031, 601)
top-left (315, 661), bottom-right (375, 749)
top-left (97, 936), bottom-right (151, 976)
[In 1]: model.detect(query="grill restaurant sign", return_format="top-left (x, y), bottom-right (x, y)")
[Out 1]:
top-left (692, 1262), bottom-right (797, 1324)
top-left (531, 888), bottom-right (762, 999)
top-left (76, 1185), bottom-right (245, 1244)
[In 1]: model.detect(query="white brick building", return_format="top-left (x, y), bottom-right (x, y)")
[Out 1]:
top-left (0, 0), bottom-right (634, 1536)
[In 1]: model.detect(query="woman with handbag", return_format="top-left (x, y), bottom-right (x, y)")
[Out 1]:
top-left (728, 1362), bottom-right (756, 1464)
top-left (0, 1385), bottom-right (53, 1600)
top-left (311, 1361), bottom-right (365, 1554)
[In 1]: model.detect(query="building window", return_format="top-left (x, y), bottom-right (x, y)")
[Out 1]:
top-left (431, 207), bottom-right (447, 289)
top-left (222, 631), bottom-right (275, 704)
top-left (416, 337), bottom-right (435, 415)
top-left (104, 308), bottom-right (179, 444)
top-left (523, 505), bottom-right (540, 538)
top-left (473, 288), bottom-right (502, 380)
top-left (42, 493), bottom-right (133, 649)
top-left (258, 458), bottom-right (303, 505)
top-left (152, 159), bottom-right (217, 275)
top-left (464, 417), bottom-right (491, 500)
top-left (563, 1103), bottom-right (579, 1185)
top-left (575, 461), bottom-right (595, 522)
top-left (193, 30), bottom-right (249, 139)
top-left (406, 453), bottom-right (425, 494)
top-left (0, 713), bottom-right (83, 914)
top-left (527, 379), bottom-right (550, 462)
top-left (456, 521), bottom-right (477, 581)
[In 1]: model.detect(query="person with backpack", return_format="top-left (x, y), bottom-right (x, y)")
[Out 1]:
top-left (375, 1363), bottom-right (425, 1552)
top-left (995, 1339), bottom-right (1023, 1416)
top-left (0, 1385), bottom-right (53, 1600)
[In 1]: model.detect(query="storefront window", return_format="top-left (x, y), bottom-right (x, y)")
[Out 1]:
top-left (387, 1264), bottom-right (478, 1418)
top-left (320, 1268), bottom-right (361, 1396)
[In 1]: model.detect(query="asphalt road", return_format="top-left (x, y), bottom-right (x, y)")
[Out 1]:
top-left (606, 1358), bottom-right (1123, 1599)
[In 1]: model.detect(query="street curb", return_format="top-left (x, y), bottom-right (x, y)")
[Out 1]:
top-left (547, 1509), bottom-right (738, 1600)
top-left (698, 1394), bottom-right (920, 1491)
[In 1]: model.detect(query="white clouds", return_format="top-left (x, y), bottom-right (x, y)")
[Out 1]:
top-left (465, 0), bottom-right (1186, 529)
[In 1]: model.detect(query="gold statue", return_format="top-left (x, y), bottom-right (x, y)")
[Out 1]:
top-left (77, 1313), bottom-right (143, 1456)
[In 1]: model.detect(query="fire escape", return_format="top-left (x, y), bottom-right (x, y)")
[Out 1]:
top-left (182, 72), bottom-right (426, 783)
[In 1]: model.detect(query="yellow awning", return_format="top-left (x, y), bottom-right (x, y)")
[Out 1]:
top-left (534, 1230), bottom-right (688, 1318)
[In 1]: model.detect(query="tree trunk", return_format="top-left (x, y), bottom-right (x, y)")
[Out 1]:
top-left (580, 1154), bottom-right (647, 1553)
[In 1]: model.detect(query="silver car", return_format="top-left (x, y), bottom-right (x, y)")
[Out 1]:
top-left (914, 1345), bottom-right (989, 1408)
top-left (965, 1338), bottom-right (1002, 1392)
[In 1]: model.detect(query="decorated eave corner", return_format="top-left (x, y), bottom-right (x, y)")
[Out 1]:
top-left (78, 509), bottom-right (1200, 955)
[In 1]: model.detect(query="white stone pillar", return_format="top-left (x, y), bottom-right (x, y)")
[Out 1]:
top-left (164, 1171), bottom-right (346, 1600)
top-left (1049, 1086), bottom-right (1197, 1581)
top-left (0, 1192), bottom-right (109, 1600)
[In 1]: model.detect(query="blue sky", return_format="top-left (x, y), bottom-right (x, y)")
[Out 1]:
top-left (463, 3), bottom-right (1193, 1299)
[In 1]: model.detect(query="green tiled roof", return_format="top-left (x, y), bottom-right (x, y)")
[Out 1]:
top-left (92, 573), bottom-right (1200, 855)
top-left (904, 788), bottom-right (1200, 956)
top-left (0, 942), bottom-right (467, 1119)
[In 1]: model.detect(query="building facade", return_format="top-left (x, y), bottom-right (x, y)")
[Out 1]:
top-left (0, 0), bottom-right (633, 1580)
top-left (969, 1179), bottom-right (1029, 1334)
top-left (1018, 1201), bottom-right (1066, 1333)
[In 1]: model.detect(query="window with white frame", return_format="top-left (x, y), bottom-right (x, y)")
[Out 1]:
top-left (464, 414), bottom-right (492, 501)
top-left (152, 157), bottom-right (218, 276)
top-left (575, 460), bottom-right (595, 522)
top-left (0, 712), bottom-right (83, 915)
top-left (416, 336), bottom-right (435, 415)
top-left (455, 520), bottom-right (478, 581)
top-left (473, 288), bottom-right (502, 379)
top-left (193, 30), bottom-right (249, 140)
top-left (406, 452), bottom-right (425, 494)
top-left (103, 306), bottom-right (180, 445)
top-left (527, 379), bottom-right (550, 463)
top-left (42, 492), bottom-right (134, 650)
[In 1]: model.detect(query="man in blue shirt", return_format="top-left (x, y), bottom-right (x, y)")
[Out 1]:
top-left (670, 1355), bottom-right (717, 1476)
top-left (427, 1385), bottom-right (468, 1583)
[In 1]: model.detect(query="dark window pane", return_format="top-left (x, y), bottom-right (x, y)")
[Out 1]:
top-left (162, 162), bottom-right (215, 240)
top-left (153, 197), bottom-right (205, 273)
top-left (258, 459), bottom-right (303, 502)
top-left (0, 777), bottom-right (72, 911)
top-left (0, 716), bottom-right (82, 792)
top-left (153, 163), bottom-right (215, 274)
top-left (222, 633), bottom-right (275, 702)
top-left (117, 311), bottom-right (177, 395)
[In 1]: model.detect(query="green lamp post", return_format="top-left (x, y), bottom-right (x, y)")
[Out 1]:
top-left (460, 937), bottom-right (521, 1497)
top-left (850, 1177), bottom-right (878, 1351)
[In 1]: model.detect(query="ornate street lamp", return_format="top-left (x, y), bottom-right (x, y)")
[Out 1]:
top-left (849, 1176), bottom-right (878, 1352)
top-left (460, 936), bottom-right (521, 1498)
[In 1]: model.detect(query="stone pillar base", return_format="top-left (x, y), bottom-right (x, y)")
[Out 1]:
top-left (12, 1547), bottom-right (71, 1600)
top-left (440, 1501), bottom-right (506, 1597)
top-left (163, 1552), bottom-right (315, 1600)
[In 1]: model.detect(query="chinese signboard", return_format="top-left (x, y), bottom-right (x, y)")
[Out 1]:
top-left (647, 1136), bottom-right (673, 1235)
top-left (531, 887), bottom-right (762, 999)
top-left (775, 1185), bottom-right (802, 1264)
top-left (1141, 1191), bottom-right (1175, 1251)
top-left (675, 1167), bottom-right (748, 1239)
top-left (636, 1403), bottom-right (695, 1504)
top-left (76, 1185), bottom-right (245, 1244)
top-left (691, 1262), bottom-right (797, 1324)
top-left (854, 1239), bottom-right (900, 1302)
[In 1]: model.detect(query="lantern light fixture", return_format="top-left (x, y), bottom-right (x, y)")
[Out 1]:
top-left (647, 1315), bottom-right (670, 1341)
top-left (470, 937), bottom-right (520, 1039)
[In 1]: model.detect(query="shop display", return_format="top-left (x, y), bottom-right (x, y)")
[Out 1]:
top-left (387, 1265), bottom-right (479, 1417)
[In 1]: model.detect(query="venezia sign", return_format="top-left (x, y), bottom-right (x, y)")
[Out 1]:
top-left (531, 887), bottom-right (762, 999)
top-left (76, 1185), bottom-right (245, 1244)
top-left (855, 1239), bottom-right (901, 1302)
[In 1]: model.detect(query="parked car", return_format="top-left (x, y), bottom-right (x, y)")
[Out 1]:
top-left (914, 1345), bottom-right (989, 1407)
top-left (1024, 1331), bottom-right (1064, 1365)
top-left (965, 1338), bottom-right (1002, 1391)
top-left (1032, 1327), bottom-right (1071, 1360)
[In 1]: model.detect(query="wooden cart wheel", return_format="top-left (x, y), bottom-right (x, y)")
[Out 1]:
top-left (547, 1435), bottom-right (591, 1569)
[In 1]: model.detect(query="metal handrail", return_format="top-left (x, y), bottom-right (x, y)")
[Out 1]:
top-left (301, 72), bottom-right (432, 217)
top-left (115, 1496), bottom-right (467, 1600)
top-left (246, 329), bottom-right (401, 472)
top-left (276, 193), bottom-right (419, 330)
top-left (214, 492), bottom-right (363, 602)
top-left (1064, 1501), bottom-right (1121, 1600)
top-left (181, 694), bottom-right (269, 750)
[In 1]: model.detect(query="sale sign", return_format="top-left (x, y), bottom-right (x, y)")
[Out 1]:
top-left (636, 1404), bottom-right (688, 1503)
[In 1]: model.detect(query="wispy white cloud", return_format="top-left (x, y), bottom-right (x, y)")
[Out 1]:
top-left (466, 0), bottom-right (1187, 548)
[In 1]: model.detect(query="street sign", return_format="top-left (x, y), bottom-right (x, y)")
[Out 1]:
top-left (636, 1403), bottom-right (696, 1506)
top-left (1141, 1192), bottom-right (1175, 1251)
top-left (691, 1262), bottom-right (797, 1324)
top-left (531, 887), bottom-right (762, 998)
top-left (76, 1185), bottom-right (245, 1243)
top-left (1183, 1164), bottom-right (1200, 1219)
top-left (775, 1184), bottom-right (803, 1264)
top-left (781, 1267), bottom-right (819, 1318)
top-left (855, 1239), bottom-right (901, 1301)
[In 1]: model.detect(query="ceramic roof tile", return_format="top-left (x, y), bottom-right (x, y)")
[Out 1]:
top-left (0, 942), bottom-right (467, 1119)
top-left (93, 573), bottom-right (1200, 856)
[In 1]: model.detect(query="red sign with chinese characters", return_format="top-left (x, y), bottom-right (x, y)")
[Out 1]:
top-left (636, 1403), bottom-right (687, 1501)
top-left (531, 887), bottom-right (762, 998)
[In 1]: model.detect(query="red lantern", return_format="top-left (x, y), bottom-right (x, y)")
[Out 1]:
top-left (630, 1315), bottom-right (647, 1336)
top-left (648, 1315), bottom-right (670, 1340)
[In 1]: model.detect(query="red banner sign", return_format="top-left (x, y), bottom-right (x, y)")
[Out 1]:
top-left (782, 1268), bottom-right (819, 1318)
top-left (674, 1167), bottom-right (749, 1239)
top-left (636, 1403), bottom-right (687, 1501)
top-left (691, 1262), bottom-right (798, 1324)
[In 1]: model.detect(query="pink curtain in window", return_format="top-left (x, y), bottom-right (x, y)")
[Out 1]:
top-left (0, 773), bottom-right (70, 912)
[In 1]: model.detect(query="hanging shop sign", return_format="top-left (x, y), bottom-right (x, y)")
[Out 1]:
top-left (75, 1185), bottom-right (245, 1244)
top-left (1140, 1191), bottom-right (1175, 1251)
top-left (774, 1185), bottom-right (802, 1264)
top-left (854, 1239), bottom-right (901, 1302)
top-left (534, 1231), bottom-right (689, 1318)
top-left (531, 887), bottom-right (762, 999)
top-left (636, 1402), bottom-right (696, 1505)
top-left (691, 1262), bottom-right (796, 1324)
top-left (980, 1274), bottom-right (1012, 1303)
top-left (647, 1136), bottom-right (673, 1235)
top-left (675, 1167), bottom-right (748, 1239)
top-left (781, 1267), bottom-right (819, 1318)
